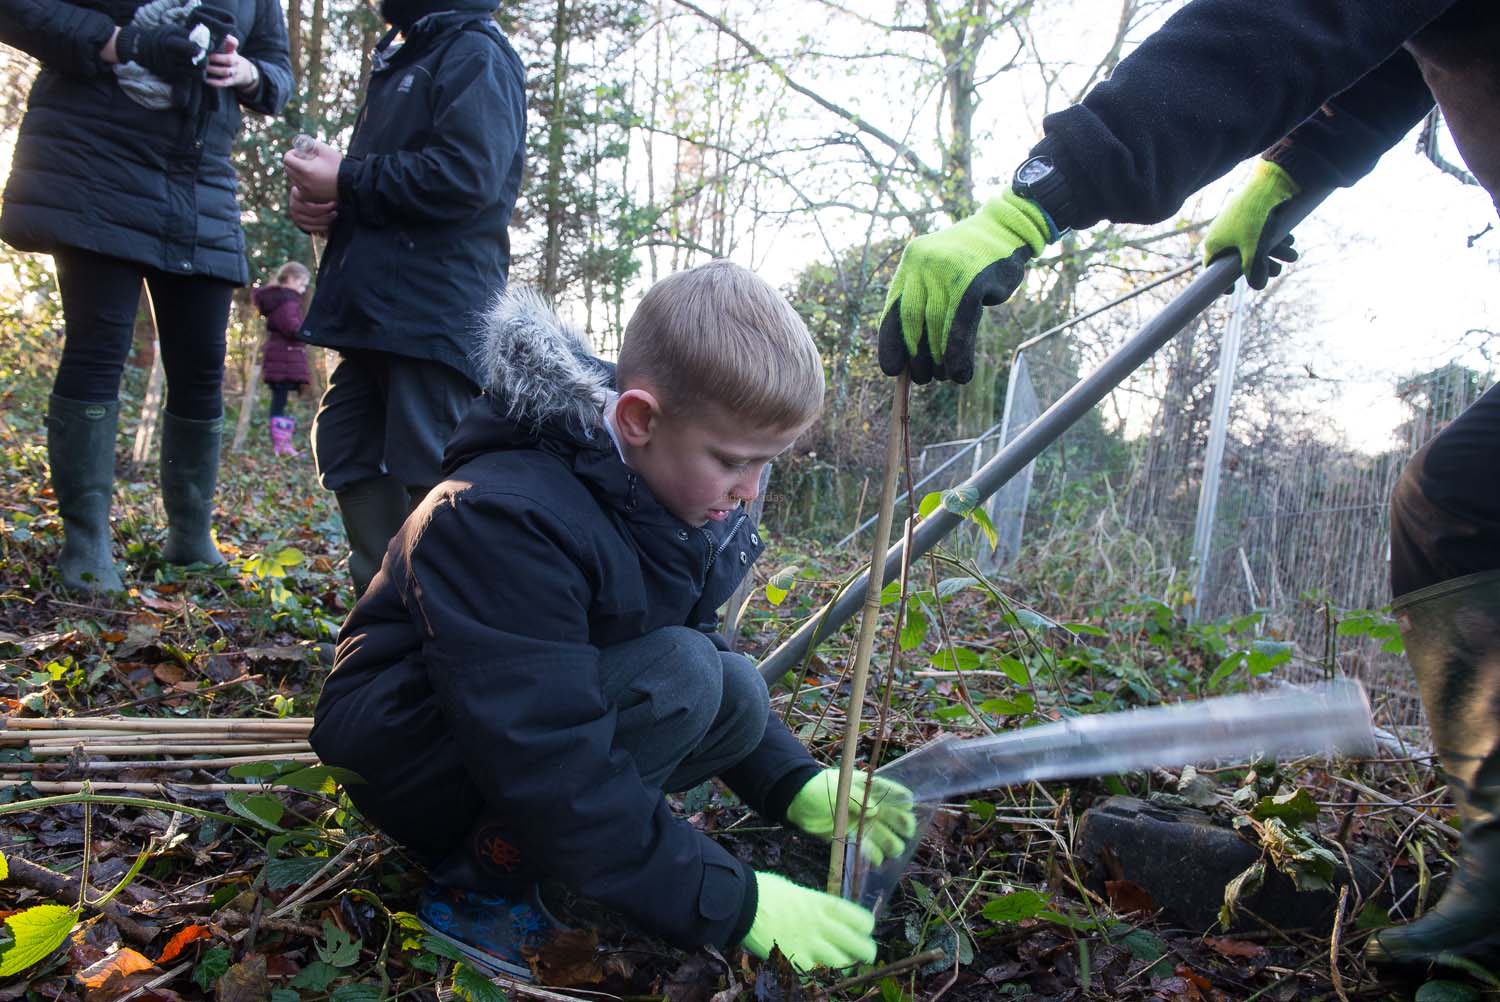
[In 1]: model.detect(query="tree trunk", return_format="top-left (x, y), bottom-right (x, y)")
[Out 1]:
top-left (285, 0), bottom-right (302, 90)
top-left (231, 359), bottom-right (263, 453)
top-left (542, 0), bottom-right (569, 296)
top-left (307, 0), bottom-right (326, 121)
top-left (132, 350), bottom-right (165, 468)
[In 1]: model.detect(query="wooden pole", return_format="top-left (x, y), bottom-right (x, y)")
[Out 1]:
top-left (3, 753), bottom-right (320, 772)
top-left (826, 372), bottom-right (908, 894)
top-left (0, 781), bottom-right (271, 794)
top-left (231, 357), bottom-right (264, 453)
top-left (30, 741), bottom-right (312, 758)
top-left (3, 716), bottom-right (313, 732)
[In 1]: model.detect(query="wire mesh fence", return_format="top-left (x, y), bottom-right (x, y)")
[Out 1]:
top-left (905, 288), bottom-right (1490, 727)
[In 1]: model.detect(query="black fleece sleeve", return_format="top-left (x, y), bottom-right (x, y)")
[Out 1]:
top-left (1263, 49), bottom-right (1434, 192)
top-left (1033, 0), bottom-right (1459, 229)
top-left (408, 492), bottom-right (757, 950)
top-left (0, 0), bottom-right (115, 77)
top-left (236, 0), bottom-right (293, 117)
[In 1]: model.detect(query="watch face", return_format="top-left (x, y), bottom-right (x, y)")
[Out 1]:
top-left (1016, 157), bottom-right (1054, 186)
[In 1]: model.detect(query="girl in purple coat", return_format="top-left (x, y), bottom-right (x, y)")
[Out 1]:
top-left (253, 261), bottom-right (311, 455)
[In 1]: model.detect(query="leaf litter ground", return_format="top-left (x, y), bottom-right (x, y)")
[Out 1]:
top-left (0, 380), bottom-right (1488, 1001)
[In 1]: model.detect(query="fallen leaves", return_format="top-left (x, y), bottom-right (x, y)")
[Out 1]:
top-left (1202, 935), bottom-right (1267, 960)
top-left (155, 924), bottom-right (212, 965)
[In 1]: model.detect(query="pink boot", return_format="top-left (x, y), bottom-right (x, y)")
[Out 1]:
top-left (269, 416), bottom-right (298, 456)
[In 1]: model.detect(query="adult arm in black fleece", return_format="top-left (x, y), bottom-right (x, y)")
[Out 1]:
top-left (336, 33), bottom-right (524, 227)
top-left (1035, 0), bottom-right (1458, 229)
top-left (235, 0), bottom-right (293, 118)
top-left (406, 493), bottom-right (758, 951)
top-left (0, 0), bottom-right (116, 77)
top-left (1263, 49), bottom-right (1434, 193)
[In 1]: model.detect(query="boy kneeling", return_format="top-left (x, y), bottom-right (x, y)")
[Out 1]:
top-left (311, 261), bottom-right (914, 978)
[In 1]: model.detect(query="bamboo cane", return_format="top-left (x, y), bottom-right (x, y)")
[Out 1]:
top-left (3, 716), bottom-right (313, 732)
top-left (28, 732), bottom-right (306, 748)
top-left (0, 730), bottom-right (136, 745)
top-left (2, 753), bottom-right (321, 772)
top-left (825, 371), bottom-right (909, 894)
top-left (30, 742), bottom-right (313, 758)
top-left (0, 781), bottom-right (273, 794)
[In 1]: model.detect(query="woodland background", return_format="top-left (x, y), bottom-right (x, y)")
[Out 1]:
top-left (1, 2), bottom-right (1499, 1000)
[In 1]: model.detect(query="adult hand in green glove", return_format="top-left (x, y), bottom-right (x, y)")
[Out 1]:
top-left (878, 188), bottom-right (1050, 385)
top-left (741, 871), bottom-right (877, 971)
top-left (786, 770), bottom-right (917, 866)
top-left (1203, 159), bottom-right (1301, 290)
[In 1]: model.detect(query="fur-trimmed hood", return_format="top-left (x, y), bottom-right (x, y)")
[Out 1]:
top-left (472, 286), bottom-right (612, 434)
top-left (443, 287), bottom-right (615, 476)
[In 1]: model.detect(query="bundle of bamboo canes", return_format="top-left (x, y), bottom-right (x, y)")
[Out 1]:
top-left (0, 716), bottom-right (317, 794)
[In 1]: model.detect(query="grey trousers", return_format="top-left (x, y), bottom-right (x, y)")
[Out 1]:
top-left (429, 626), bottom-right (770, 893)
top-left (311, 350), bottom-right (478, 495)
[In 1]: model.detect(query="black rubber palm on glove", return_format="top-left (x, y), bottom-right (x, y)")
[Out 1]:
top-left (878, 189), bottom-right (1050, 384)
top-left (1203, 159), bottom-right (1301, 290)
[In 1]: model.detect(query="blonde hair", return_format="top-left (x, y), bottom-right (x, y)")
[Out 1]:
top-left (275, 261), bottom-right (311, 286)
top-left (617, 260), bottom-right (824, 429)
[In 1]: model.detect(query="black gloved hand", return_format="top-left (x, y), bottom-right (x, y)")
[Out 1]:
top-left (188, 5), bottom-right (238, 57)
top-left (115, 23), bottom-right (199, 80)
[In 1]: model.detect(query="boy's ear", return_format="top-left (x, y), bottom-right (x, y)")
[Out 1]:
top-left (614, 388), bottom-right (660, 446)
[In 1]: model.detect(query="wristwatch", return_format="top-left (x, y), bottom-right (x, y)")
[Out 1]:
top-left (1012, 155), bottom-right (1074, 239)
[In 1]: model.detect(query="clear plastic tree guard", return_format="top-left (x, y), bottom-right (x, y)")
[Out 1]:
top-left (841, 678), bottom-right (1375, 914)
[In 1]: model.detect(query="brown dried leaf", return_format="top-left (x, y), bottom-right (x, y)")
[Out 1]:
top-left (1174, 963), bottom-right (1213, 990)
top-left (155, 924), bottom-right (212, 965)
top-left (663, 954), bottom-right (724, 1002)
top-left (1202, 935), bottom-right (1267, 960)
top-left (530, 928), bottom-right (602, 987)
top-left (216, 952), bottom-right (269, 1002)
top-left (76, 946), bottom-right (156, 987)
top-left (152, 664), bottom-right (186, 685)
top-left (751, 948), bottom-right (803, 1002)
top-left (1105, 879), bottom-right (1158, 916)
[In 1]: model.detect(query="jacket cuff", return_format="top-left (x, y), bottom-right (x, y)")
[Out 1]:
top-left (1025, 135), bottom-right (1096, 233)
top-left (762, 763), bottom-right (822, 827)
top-left (84, 19), bottom-right (118, 77)
top-left (336, 155), bottom-right (365, 212)
top-left (724, 860), bottom-right (759, 950)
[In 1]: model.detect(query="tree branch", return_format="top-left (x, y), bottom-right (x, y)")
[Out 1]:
top-left (669, 0), bottom-right (942, 186)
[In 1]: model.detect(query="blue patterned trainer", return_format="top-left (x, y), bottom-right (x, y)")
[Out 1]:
top-left (416, 882), bottom-right (564, 980)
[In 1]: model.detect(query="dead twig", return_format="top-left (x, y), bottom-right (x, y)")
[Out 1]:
top-left (1330, 884), bottom-right (1351, 1002)
top-left (79, 674), bottom-right (266, 715)
top-left (1330, 775), bottom-right (1458, 840)
top-left (826, 947), bottom-right (947, 993)
top-left (4, 852), bottom-right (158, 946)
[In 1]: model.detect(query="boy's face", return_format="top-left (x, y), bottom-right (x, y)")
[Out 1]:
top-left (617, 392), bottom-right (806, 527)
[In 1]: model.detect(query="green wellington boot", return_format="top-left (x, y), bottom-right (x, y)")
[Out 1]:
top-left (160, 412), bottom-right (227, 566)
top-left (1366, 570), bottom-right (1500, 969)
top-left (335, 474), bottom-right (411, 596)
top-left (46, 395), bottom-right (125, 592)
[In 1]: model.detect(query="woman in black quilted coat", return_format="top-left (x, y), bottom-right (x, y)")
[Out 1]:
top-left (0, 0), bottom-right (291, 591)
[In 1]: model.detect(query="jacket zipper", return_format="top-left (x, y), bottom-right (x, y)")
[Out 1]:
top-left (701, 511), bottom-right (748, 577)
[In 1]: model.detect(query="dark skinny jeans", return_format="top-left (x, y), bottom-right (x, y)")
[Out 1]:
top-left (52, 247), bottom-right (234, 421)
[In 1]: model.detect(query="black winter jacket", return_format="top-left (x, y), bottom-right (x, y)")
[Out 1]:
top-left (310, 289), bottom-right (820, 951)
top-left (0, 0), bottom-right (292, 284)
top-left (1031, 0), bottom-right (1475, 231)
top-left (298, 3), bottom-right (526, 381)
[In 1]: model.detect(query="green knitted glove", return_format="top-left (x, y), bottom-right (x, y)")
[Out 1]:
top-left (878, 188), bottom-right (1049, 384)
top-left (1203, 159), bottom-right (1301, 290)
top-left (741, 871), bottom-right (876, 971)
top-left (786, 770), bottom-right (917, 867)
